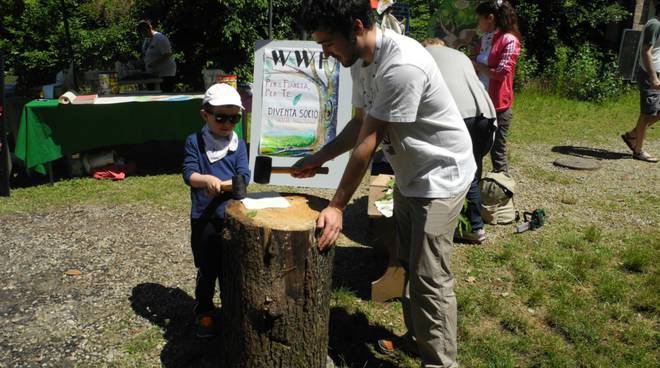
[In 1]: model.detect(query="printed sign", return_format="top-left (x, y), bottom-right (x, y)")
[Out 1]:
top-left (250, 40), bottom-right (352, 189)
top-left (260, 47), bottom-right (340, 157)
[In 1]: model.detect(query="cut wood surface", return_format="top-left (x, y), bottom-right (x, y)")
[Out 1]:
top-left (226, 194), bottom-right (326, 231)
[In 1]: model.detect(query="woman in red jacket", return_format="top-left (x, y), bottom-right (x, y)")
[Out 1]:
top-left (472, 0), bottom-right (521, 173)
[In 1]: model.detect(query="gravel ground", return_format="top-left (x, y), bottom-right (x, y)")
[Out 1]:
top-left (0, 138), bottom-right (657, 367)
top-left (0, 204), bottom-right (195, 367)
top-left (0, 183), bottom-right (383, 367)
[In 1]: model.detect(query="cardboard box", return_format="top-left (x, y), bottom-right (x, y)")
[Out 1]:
top-left (367, 174), bottom-right (394, 218)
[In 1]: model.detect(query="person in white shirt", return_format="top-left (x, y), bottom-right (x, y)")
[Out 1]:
top-left (294, 1), bottom-right (474, 367)
top-left (137, 20), bottom-right (177, 92)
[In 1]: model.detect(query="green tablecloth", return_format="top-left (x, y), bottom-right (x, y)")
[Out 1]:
top-left (14, 98), bottom-right (243, 174)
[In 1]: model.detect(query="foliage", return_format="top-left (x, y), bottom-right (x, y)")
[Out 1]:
top-left (1, 0), bottom-right (302, 92)
top-left (457, 198), bottom-right (472, 236)
top-left (1, 0), bottom-right (138, 93)
top-left (546, 43), bottom-right (627, 103)
top-left (514, 45), bottom-right (538, 92)
top-left (515, 0), bottom-right (630, 68)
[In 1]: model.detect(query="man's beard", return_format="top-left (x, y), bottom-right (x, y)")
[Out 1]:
top-left (340, 34), bottom-right (360, 67)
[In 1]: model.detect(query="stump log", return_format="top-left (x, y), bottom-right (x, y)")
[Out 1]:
top-left (221, 194), bottom-right (335, 368)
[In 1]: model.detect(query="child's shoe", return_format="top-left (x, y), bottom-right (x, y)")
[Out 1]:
top-left (196, 314), bottom-right (216, 338)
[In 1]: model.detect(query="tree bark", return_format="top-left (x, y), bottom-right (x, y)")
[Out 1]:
top-left (220, 194), bottom-right (335, 368)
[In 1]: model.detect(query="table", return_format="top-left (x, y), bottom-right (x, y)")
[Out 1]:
top-left (14, 96), bottom-right (244, 174)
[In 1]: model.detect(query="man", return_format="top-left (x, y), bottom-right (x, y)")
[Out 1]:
top-left (422, 38), bottom-right (498, 244)
top-left (137, 20), bottom-right (177, 92)
top-left (621, 0), bottom-right (660, 163)
top-left (294, 1), bottom-right (475, 367)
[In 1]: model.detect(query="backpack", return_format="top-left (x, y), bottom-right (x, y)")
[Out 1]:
top-left (479, 171), bottom-right (517, 225)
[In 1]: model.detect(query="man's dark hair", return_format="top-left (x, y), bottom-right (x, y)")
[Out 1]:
top-left (298, 0), bottom-right (374, 39)
top-left (137, 20), bottom-right (152, 32)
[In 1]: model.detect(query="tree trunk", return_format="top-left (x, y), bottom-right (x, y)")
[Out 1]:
top-left (634, 0), bottom-right (651, 30)
top-left (220, 194), bottom-right (335, 368)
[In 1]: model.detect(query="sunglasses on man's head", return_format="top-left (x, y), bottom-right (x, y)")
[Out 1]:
top-left (205, 110), bottom-right (241, 124)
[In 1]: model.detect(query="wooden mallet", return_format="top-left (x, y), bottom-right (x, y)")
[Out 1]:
top-left (253, 156), bottom-right (329, 184)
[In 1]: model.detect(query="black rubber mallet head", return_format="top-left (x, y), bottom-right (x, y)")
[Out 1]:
top-left (219, 175), bottom-right (247, 199)
top-left (253, 156), bottom-right (329, 184)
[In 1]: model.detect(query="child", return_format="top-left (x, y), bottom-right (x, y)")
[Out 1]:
top-left (182, 83), bottom-right (250, 338)
top-left (473, 0), bottom-right (521, 173)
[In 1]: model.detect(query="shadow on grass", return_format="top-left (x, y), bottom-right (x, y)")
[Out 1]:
top-left (551, 145), bottom-right (631, 160)
top-left (329, 307), bottom-right (399, 368)
top-left (130, 282), bottom-right (221, 368)
top-left (130, 284), bottom-right (400, 368)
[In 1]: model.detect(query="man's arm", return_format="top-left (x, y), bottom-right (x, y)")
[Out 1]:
top-left (641, 43), bottom-right (660, 89)
top-left (316, 114), bottom-right (388, 250)
top-left (291, 108), bottom-right (364, 177)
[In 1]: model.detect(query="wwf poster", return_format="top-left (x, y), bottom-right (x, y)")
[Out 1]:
top-left (260, 47), bottom-right (340, 157)
top-left (250, 40), bottom-right (352, 189)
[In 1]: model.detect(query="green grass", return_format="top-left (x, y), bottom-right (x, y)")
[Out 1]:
top-left (1, 89), bottom-right (658, 367)
top-left (513, 87), bottom-right (639, 145)
top-left (0, 175), bottom-right (189, 215)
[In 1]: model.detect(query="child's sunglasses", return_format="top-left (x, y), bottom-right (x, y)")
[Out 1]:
top-left (205, 110), bottom-right (241, 124)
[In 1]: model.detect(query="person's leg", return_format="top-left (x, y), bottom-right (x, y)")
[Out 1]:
top-left (190, 219), bottom-right (222, 315)
top-left (393, 188), bottom-right (416, 339)
top-left (625, 83), bottom-right (660, 161)
top-left (407, 187), bottom-right (468, 368)
top-left (463, 116), bottom-right (496, 232)
top-left (490, 109), bottom-right (513, 173)
top-left (631, 114), bottom-right (660, 152)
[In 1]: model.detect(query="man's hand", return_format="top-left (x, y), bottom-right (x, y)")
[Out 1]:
top-left (651, 77), bottom-right (660, 90)
top-left (316, 206), bottom-right (343, 251)
top-left (204, 176), bottom-right (223, 197)
top-left (291, 155), bottom-right (326, 178)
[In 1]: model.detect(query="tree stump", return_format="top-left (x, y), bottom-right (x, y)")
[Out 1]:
top-left (220, 194), bottom-right (335, 368)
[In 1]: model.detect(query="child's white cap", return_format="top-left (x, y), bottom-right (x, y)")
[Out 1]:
top-left (202, 83), bottom-right (244, 109)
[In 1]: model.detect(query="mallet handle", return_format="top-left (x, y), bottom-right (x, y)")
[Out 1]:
top-left (271, 166), bottom-right (330, 175)
top-left (220, 184), bottom-right (233, 192)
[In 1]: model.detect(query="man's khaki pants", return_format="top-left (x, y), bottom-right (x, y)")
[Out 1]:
top-left (393, 185), bottom-right (468, 368)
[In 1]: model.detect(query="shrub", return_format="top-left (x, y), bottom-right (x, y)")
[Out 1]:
top-left (546, 43), bottom-right (626, 103)
top-left (514, 46), bottom-right (538, 91)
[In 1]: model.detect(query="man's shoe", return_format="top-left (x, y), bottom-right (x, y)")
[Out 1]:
top-left (633, 150), bottom-right (659, 163)
top-left (377, 334), bottom-right (418, 357)
top-left (455, 228), bottom-right (486, 244)
top-left (196, 314), bottom-right (216, 338)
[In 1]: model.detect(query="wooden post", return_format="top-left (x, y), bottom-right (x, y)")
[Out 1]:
top-left (633, 0), bottom-right (651, 31)
top-left (221, 194), bottom-right (335, 368)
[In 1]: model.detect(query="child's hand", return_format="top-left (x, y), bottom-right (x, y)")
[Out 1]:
top-left (205, 176), bottom-right (223, 197)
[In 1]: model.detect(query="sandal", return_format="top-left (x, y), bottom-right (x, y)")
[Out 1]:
top-left (633, 150), bottom-right (659, 163)
top-left (621, 132), bottom-right (636, 153)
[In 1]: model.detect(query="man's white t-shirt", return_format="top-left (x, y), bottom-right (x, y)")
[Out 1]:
top-left (351, 29), bottom-right (475, 198)
top-left (143, 32), bottom-right (177, 77)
